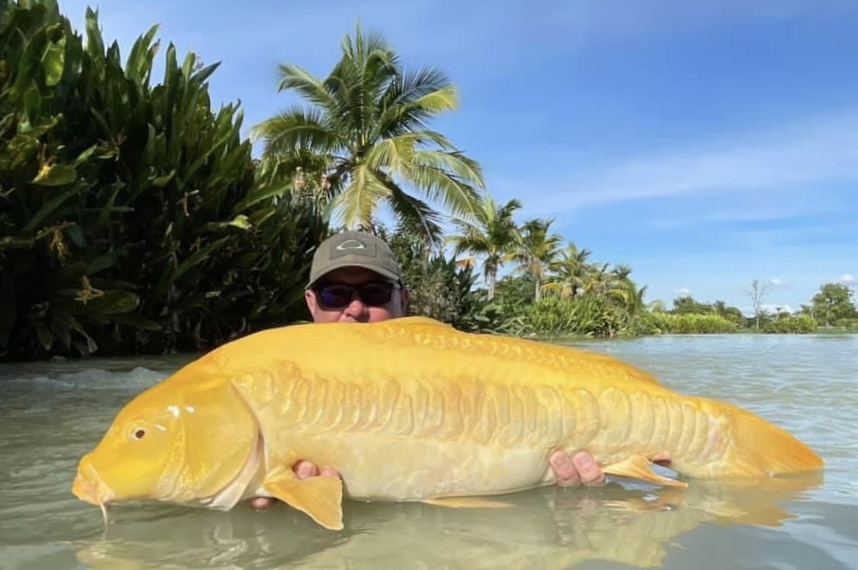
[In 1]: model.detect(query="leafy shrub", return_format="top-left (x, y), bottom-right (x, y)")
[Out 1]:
top-left (1, 2), bottom-right (329, 360)
top-left (644, 312), bottom-right (739, 334)
top-left (764, 314), bottom-right (817, 334)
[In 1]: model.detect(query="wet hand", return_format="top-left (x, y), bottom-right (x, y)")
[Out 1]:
top-left (550, 450), bottom-right (606, 487)
top-left (293, 459), bottom-right (341, 480)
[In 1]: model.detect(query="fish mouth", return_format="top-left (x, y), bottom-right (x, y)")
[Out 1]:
top-left (72, 455), bottom-right (115, 508)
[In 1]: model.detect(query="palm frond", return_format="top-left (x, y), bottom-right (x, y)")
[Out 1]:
top-left (377, 71), bottom-right (458, 137)
top-left (363, 133), bottom-right (418, 176)
top-left (387, 185), bottom-right (445, 246)
top-left (251, 106), bottom-right (342, 158)
top-left (335, 165), bottom-right (391, 228)
top-left (404, 149), bottom-right (485, 220)
top-left (275, 63), bottom-right (339, 112)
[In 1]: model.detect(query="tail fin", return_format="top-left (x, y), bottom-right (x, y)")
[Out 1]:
top-left (724, 406), bottom-right (824, 477)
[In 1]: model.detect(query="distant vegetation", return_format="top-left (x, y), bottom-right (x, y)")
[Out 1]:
top-left (2, 1), bottom-right (855, 361)
top-left (639, 287), bottom-right (856, 335)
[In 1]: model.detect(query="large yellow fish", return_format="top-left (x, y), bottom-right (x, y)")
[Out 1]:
top-left (72, 317), bottom-right (823, 531)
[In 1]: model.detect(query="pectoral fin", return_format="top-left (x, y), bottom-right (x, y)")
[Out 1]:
top-left (603, 455), bottom-right (688, 488)
top-left (262, 467), bottom-right (344, 530)
top-left (423, 497), bottom-right (513, 509)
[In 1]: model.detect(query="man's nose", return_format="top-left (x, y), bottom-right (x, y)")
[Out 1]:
top-left (343, 296), bottom-right (369, 320)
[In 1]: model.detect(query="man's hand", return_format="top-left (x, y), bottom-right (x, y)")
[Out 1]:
top-left (550, 450), bottom-right (606, 486)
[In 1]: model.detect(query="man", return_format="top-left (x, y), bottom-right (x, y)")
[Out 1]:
top-left (249, 231), bottom-right (605, 510)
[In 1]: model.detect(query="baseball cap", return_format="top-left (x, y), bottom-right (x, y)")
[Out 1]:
top-left (307, 231), bottom-right (403, 288)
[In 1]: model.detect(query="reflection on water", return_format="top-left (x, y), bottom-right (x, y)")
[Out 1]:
top-left (71, 474), bottom-right (824, 570)
top-left (1, 334), bottom-right (857, 570)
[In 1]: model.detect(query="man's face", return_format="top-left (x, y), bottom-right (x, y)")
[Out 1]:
top-left (305, 267), bottom-right (408, 323)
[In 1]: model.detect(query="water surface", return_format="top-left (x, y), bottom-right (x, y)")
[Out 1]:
top-left (1, 334), bottom-right (855, 569)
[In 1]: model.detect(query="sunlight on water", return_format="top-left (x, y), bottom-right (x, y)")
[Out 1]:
top-left (0, 335), bottom-right (856, 570)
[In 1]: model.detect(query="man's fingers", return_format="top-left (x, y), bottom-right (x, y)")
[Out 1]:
top-left (550, 450), bottom-right (581, 487)
top-left (294, 460), bottom-right (341, 480)
top-left (652, 452), bottom-right (672, 467)
top-left (572, 451), bottom-right (606, 486)
top-left (252, 461), bottom-right (340, 513)
top-left (318, 466), bottom-right (341, 478)
top-left (249, 497), bottom-right (275, 510)
top-left (293, 460), bottom-right (320, 479)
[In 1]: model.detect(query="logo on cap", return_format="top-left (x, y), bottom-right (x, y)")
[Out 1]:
top-left (335, 239), bottom-right (367, 251)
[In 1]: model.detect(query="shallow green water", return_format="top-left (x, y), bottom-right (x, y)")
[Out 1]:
top-left (0, 334), bottom-right (855, 570)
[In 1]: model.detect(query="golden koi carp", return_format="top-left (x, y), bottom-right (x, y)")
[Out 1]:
top-left (72, 317), bottom-right (823, 531)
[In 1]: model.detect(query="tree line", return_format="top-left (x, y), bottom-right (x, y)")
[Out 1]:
top-left (648, 280), bottom-right (857, 335)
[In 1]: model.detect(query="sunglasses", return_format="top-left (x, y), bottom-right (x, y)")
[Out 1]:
top-left (313, 281), bottom-right (401, 309)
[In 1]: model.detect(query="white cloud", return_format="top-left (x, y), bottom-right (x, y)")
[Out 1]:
top-left (761, 303), bottom-right (794, 314)
top-left (674, 287), bottom-right (692, 295)
top-left (839, 273), bottom-right (855, 284)
top-left (643, 198), bottom-right (835, 231)
top-left (526, 109), bottom-right (858, 215)
top-left (769, 278), bottom-right (786, 286)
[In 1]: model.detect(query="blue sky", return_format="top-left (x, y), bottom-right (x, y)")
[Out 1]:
top-left (58, 0), bottom-right (858, 314)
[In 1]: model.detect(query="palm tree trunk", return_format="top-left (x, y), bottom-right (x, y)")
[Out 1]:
top-left (488, 269), bottom-right (497, 301)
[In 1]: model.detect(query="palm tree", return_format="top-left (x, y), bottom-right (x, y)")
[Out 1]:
top-left (509, 219), bottom-right (563, 301)
top-left (542, 243), bottom-right (592, 299)
top-left (447, 196), bottom-right (522, 301)
top-left (251, 23), bottom-right (485, 244)
top-left (582, 262), bottom-right (613, 297)
top-left (612, 263), bottom-right (633, 281)
top-left (605, 268), bottom-right (648, 336)
top-left (608, 277), bottom-right (648, 316)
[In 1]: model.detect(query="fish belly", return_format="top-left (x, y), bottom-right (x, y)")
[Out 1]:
top-left (280, 433), bottom-right (555, 501)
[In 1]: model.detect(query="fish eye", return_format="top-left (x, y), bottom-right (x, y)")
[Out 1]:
top-left (131, 428), bottom-right (146, 440)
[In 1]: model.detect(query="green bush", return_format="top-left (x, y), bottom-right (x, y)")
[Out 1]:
top-left (764, 314), bottom-right (817, 334)
top-left (643, 312), bottom-right (739, 334)
top-left (525, 296), bottom-right (613, 338)
top-left (833, 318), bottom-right (858, 332)
top-left (0, 1), bottom-right (328, 360)
top-left (383, 226), bottom-right (517, 334)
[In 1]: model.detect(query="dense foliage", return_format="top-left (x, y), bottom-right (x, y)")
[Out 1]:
top-left (383, 225), bottom-right (501, 333)
top-left (385, 222), bottom-right (652, 339)
top-left (643, 313), bottom-right (739, 334)
top-left (764, 314), bottom-right (818, 334)
top-left (0, 1), bottom-right (328, 360)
